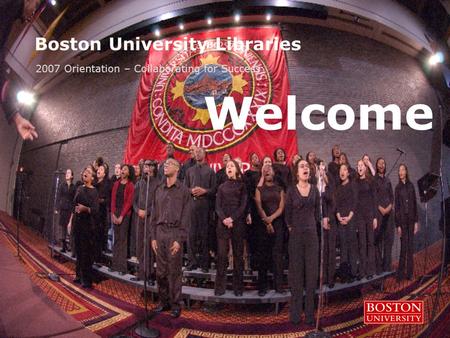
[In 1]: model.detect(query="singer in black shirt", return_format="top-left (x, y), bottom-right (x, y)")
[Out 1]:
top-left (286, 159), bottom-right (320, 326)
top-left (395, 164), bottom-right (419, 281)
top-left (373, 158), bottom-right (394, 273)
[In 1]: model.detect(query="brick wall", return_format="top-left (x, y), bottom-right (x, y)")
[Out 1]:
top-left (18, 24), bottom-right (445, 254)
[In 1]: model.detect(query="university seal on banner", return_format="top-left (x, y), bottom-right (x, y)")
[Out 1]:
top-left (149, 38), bottom-right (272, 153)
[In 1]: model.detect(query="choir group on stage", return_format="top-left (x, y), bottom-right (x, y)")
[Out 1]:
top-left (56, 143), bottom-right (419, 323)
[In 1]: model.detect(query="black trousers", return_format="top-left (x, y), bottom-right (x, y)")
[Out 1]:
top-left (256, 219), bottom-right (285, 291)
top-left (137, 216), bottom-right (154, 281)
top-left (398, 223), bottom-right (414, 279)
top-left (215, 223), bottom-right (245, 293)
top-left (339, 220), bottom-right (358, 277)
top-left (356, 215), bottom-right (376, 277)
top-left (323, 221), bottom-right (337, 284)
top-left (73, 221), bottom-right (94, 286)
top-left (129, 213), bottom-right (138, 258)
top-left (59, 209), bottom-right (71, 249)
top-left (112, 215), bottom-right (130, 273)
top-left (187, 199), bottom-right (211, 269)
top-left (156, 225), bottom-right (183, 310)
top-left (289, 228), bottom-right (318, 323)
top-left (375, 212), bottom-right (394, 273)
top-left (93, 214), bottom-right (108, 263)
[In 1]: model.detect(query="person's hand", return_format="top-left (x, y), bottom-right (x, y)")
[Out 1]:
top-left (378, 206), bottom-right (385, 216)
top-left (414, 222), bottom-right (419, 234)
top-left (266, 223), bottom-right (275, 234)
top-left (373, 218), bottom-right (378, 230)
top-left (397, 227), bottom-right (402, 237)
top-left (111, 214), bottom-right (117, 224)
top-left (138, 209), bottom-right (146, 219)
top-left (54, 210), bottom-right (58, 215)
top-left (117, 215), bottom-right (123, 224)
top-left (13, 113), bottom-right (38, 141)
top-left (192, 187), bottom-right (207, 197)
top-left (223, 217), bottom-right (233, 228)
top-left (151, 240), bottom-right (158, 254)
top-left (75, 204), bottom-right (89, 213)
top-left (170, 241), bottom-right (181, 256)
top-left (246, 214), bottom-right (252, 225)
top-left (67, 221), bottom-right (72, 234)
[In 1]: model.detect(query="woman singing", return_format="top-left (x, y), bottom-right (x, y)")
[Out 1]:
top-left (286, 159), bottom-right (320, 326)
top-left (255, 165), bottom-right (286, 295)
top-left (94, 162), bottom-right (111, 264)
top-left (70, 166), bottom-right (99, 288)
top-left (355, 160), bottom-right (377, 279)
top-left (215, 160), bottom-right (248, 296)
top-left (395, 164), bottom-right (419, 281)
top-left (111, 164), bottom-right (135, 275)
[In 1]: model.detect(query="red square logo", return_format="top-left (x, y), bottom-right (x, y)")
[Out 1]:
top-left (364, 300), bottom-right (424, 324)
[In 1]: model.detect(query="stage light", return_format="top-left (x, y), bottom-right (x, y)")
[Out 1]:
top-left (234, 13), bottom-right (240, 23)
top-left (429, 52), bottom-right (444, 66)
top-left (154, 29), bottom-right (160, 37)
top-left (266, 13), bottom-right (272, 21)
top-left (50, 0), bottom-right (57, 6)
top-left (179, 23), bottom-right (184, 30)
top-left (16, 90), bottom-right (36, 107)
top-left (207, 17), bottom-right (212, 25)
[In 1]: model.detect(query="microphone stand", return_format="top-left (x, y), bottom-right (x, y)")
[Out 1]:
top-left (306, 175), bottom-right (331, 338)
top-left (386, 150), bottom-right (405, 178)
top-left (135, 172), bottom-right (159, 338)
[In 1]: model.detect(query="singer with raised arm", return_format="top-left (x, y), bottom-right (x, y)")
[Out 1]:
top-left (150, 158), bottom-right (190, 318)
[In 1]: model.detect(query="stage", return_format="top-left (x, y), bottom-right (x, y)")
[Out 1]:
top-left (0, 211), bottom-right (449, 338)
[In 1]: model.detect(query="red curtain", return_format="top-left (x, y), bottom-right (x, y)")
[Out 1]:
top-left (124, 26), bottom-right (298, 171)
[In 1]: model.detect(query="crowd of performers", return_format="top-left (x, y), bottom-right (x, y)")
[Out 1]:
top-left (56, 143), bottom-right (420, 323)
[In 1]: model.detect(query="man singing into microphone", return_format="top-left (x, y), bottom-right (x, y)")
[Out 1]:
top-left (150, 158), bottom-right (190, 318)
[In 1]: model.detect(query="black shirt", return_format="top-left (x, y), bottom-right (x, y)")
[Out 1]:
top-left (336, 181), bottom-right (356, 218)
top-left (394, 180), bottom-right (418, 226)
top-left (215, 179), bottom-right (247, 223)
top-left (273, 163), bottom-right (292, 190)
top-left (373, 174), bottom-right (394, 209)
top-left (355, 178), bottom-right (377, 220)
top-left (215, 167), bottom-right (228, 188)
top-left (285, 184), bottom-right (320, 230)
top-left (115, 183), bottom-right (126, 216)
top-left (73, 185), bottom-right (99, 227)
top-left (257, 184), bottom-right (283, 216)
top-left (133, 176), bottom-right (159, 216)
top-left (184, 162), bottom-right (216, 199)
top-left (150, 180), bottom-right (191, 242)
top-left (58, 181), bottom-right (76, 211)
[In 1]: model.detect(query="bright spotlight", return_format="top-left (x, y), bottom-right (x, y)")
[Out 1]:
top-left (50, 0), bottom-right (57, 6)
top-left (266, 13), bottom-right (272, 21)
top-left (179, 23), bottom-right (184, 30)
top-left (234, 13), bottom-right (240, 23)
top-left (154, 29), bottom-right (160, 37)
top-left (207, 17), bottom-right (212, 25)
top-left (17, 90), bottom-right (36, 106)
top-left (429, 52), bottom-right (444, 66)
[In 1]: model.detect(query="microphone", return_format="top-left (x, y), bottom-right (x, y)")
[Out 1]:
top-left (396, 147), bottom-right (406, 155)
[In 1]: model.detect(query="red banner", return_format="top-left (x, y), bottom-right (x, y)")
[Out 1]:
top-left (124, 26), bottom-right (298, 171)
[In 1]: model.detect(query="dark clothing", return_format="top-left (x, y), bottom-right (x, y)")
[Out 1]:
top-left (256, 184), bottom-right (285, 291)
top-left (395, 181), bottom-right (418, 227)
top-left (322, 183), bottom-right (337, 284)
top-left (94, 178), bottom-right (111, 261)
top-left (327, 161), bottom-right (340, 189)
top-left (72, 186), bottom-right (99, 287)
top-left (336, 181), bottom-right (358, 276)
top-left (273, 163), bottom-right (292, 191)
top-left (180, 158), bottom-right (196, 181)
top-left (150, 180), bottom-right (190, 309)
top-left (355, 178), bottom-right (377, 277)
top-left (285, 185), bottom-right (320, 231)
top-left (215, 167), bottom-right (228, 188)
top-left (286, 185), bottom-right (320, 323)
top-left (58, 182), bottom-right (76, 248)
top-left (395, 180), bottom-right (418, 279)
top-left (243, 168), bottom-right (262, 269)
top-left (133, 176), bottom-right (159, 280)
top-left (215, 179), bottom-right (248, 293)
top-left (111, 181), bottom-right (135, 273)
top-left (335, 181), bottom-right (357, 218)
top-left (184, 162), bottom-right (216, 269)
top-left (373, 174), bottom-right (394, 272)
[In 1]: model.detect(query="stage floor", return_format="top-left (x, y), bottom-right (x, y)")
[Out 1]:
top-left (0, 211), bottom-right (449, 338)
